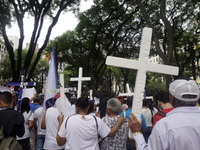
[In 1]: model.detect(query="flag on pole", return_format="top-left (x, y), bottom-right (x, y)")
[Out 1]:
top-left (55, 92), bottom-right (76, 118)
top-left (43, 46), bottom-right (58, 111)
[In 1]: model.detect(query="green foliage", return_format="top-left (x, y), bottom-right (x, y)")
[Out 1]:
top-left (0, 0), bottom-right (81, 81)
top-left (0, 1), bottom-right (11, 27)
top-left (1, 50), bottom-right (49, 92)
top-left (145, 77), bottom-right (167, 97)
top-left (46, 0), bottom-right (200, 92)
top-left (46, 0), bottom-right (145, 90)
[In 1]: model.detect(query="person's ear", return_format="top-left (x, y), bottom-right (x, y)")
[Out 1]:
top-left (169, 95), bottom-right (177, 108)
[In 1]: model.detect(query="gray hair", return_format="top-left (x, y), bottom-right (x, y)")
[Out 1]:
top-left (177, 99), bottom-right (197, 107)
top-left (107, 98), bottom-right (122, 114)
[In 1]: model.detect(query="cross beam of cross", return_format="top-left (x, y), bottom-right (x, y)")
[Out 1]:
top-left (70, 67), bottom-right (91, 98)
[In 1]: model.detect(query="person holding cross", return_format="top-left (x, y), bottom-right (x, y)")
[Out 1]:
top-left (56, 97), bottom-right (126, 150)
top-left (120, 96), bottom-right (147, 150)
top-left (128, 77), bottom-right (200, 150)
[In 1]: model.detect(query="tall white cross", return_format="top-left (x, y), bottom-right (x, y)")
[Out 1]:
top-left (70, 67), bottom-right (91, 98)
top-left (106, 27), bottom-right (179, 137)
top-left (59, 74), bottom-right (67, 117)
top-left (119, 83), bottom-right (134, 96)
top-left (89, 89), bottom-right (93, 100)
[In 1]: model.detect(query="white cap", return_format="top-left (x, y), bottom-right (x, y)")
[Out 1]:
top-left (169, 79), bottom-right (199, 101)
top-left (0, 87), bottom-right (13, 94)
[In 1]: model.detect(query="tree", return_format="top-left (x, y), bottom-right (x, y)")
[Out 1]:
top-left (1, 49), bottom-right (49, 92)
top-left (46, 0), bottom-right (145, 90)
top-left (145, 76), bottom-right (167, 96)
top-left (0, 0), bottom-right (80, 82)
top-left (135, 0), bottom-right (200, 86)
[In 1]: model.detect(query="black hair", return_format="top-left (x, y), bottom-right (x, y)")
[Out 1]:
top-left (70, 98), bottom-right (77, 105)
top-left (127, 96), bottom-right (133, 107)
top-left (177, 99), bottom-right (197, 107)
top-left (88, 101), bottom-right (95, 114)
top-left (154, 91), bottom-right (170, 104)
top-left (147, 98), bottom-right (156, 111)
top-left (33, 96), bottom-right (40, 103)
top-left (143, 99), bottom-right (148, 107)
top-left (0, 91), bottom-right (12, 105)
top-left (65, 92), bottom-right (72, 100)
top-left (21, 97), bottom-right (30, 113)
top-left (76, 97), bottom-right (89, 109)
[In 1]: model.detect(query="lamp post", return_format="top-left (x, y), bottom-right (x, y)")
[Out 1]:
top-left (55, 37), bottom-right (58, 74)
top-left (41, 67), bottom-right (45, 93)
top-left (58, 52), bottom-right (63, 71)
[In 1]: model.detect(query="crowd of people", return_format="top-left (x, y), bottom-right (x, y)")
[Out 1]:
top-left (0, 77), bottom-right (200, 150)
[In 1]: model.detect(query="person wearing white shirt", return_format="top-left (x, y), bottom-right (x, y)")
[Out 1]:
top-left (128, 77), bottom-right (200, 150)
top-left (42, 106), bottom-right (65, 150)
top-left (34, 95), bottom-right (46, 150)
top-left (16, 97), bottom-right (34, 150)
top-left (56, 97), bottom-right (126, 150)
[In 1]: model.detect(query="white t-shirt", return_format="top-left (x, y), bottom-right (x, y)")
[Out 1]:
top-left (58, 114), bottom-right (111, 150)
top-left (43, 107), bottom-right (65, 150)
top-left (34, 106), bottom-right (46, 135)
top-left (16, 111), bottom-right (33, 140)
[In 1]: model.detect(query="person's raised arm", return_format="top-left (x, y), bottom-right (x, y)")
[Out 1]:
top-left (107, 116), bottom-right (126, 137)
top-left (30, 93), bottom-right (37, 103)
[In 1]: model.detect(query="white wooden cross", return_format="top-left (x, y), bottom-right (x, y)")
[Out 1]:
top-left (106, 27), bottom-right (179, 137)
top-left (70, 67), bottom-right (91, 98)
top-left (119, 83), bottom-right (134, 96)
top-left (89, 89), bottom-right (93, 100)
top-left (59, 74), bottom-right (67, 117)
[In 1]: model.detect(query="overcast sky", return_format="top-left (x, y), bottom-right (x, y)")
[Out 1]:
top-left (6, 0), bottom-right (93, 48)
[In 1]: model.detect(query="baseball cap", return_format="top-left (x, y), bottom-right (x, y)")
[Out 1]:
top-left (169, 79), bottom-right (200, 101)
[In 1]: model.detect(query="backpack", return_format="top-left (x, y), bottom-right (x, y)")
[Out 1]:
top-left (0, 125), bottom-right (22, 150)
top-left (152, 111), bottom-right (166, 124)
top-left (155, 111), bottom-right (166, 117)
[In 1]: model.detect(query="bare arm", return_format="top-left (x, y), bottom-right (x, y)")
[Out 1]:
top-left (107, 116), bottom-right (126, 137)
top-left (41, 112), bottom-right (46, 129)
top-left (30, 93), bottom-right (37, 102)
top-left (34, 118), bottom-right (38, 130)
top-left (28, 111), bottom-right (34, 130)
top-left (56, 115), bottom-right (66, 146)
top-left (29, 120), bottom-right (34, 130)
